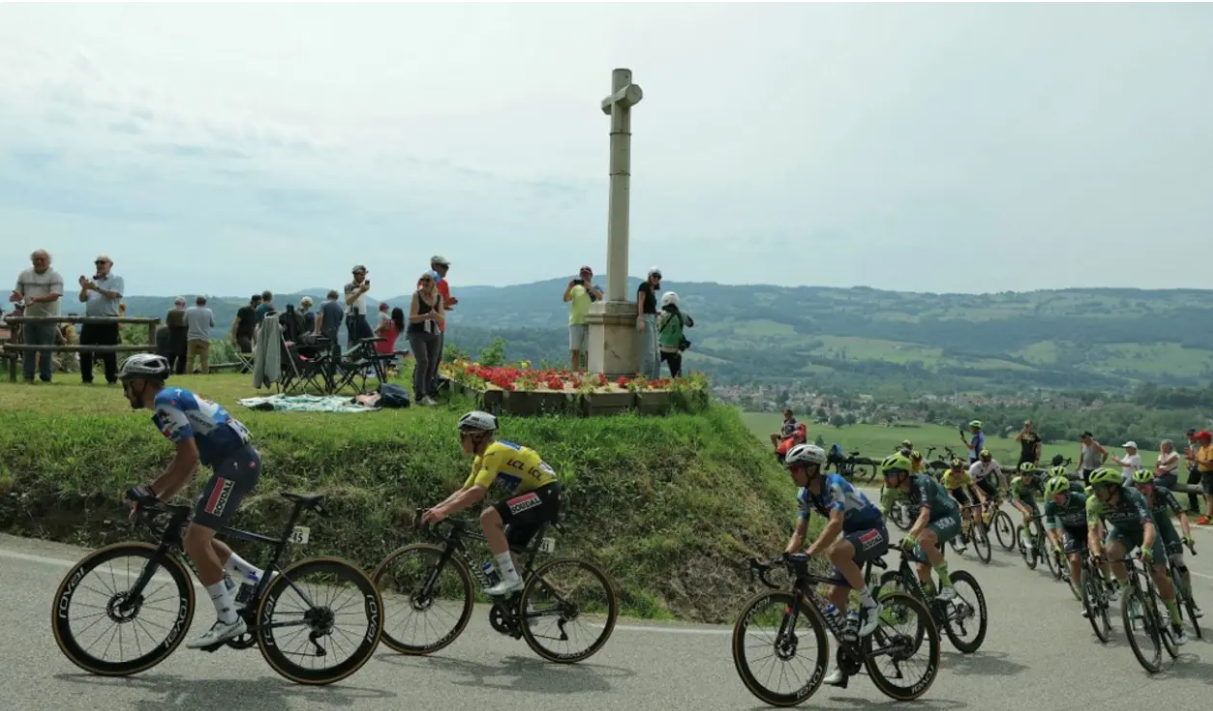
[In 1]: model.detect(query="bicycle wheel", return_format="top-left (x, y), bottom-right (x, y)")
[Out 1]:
top-left (256, 557), bottom-right (383, 685)
top-left (1080, 568), bottom-right (1111, 643)
top-left (1176, 572), bottom-right (1203, 640)
top-left (992, 511), bottom-right (1015, 551)
top-left (52, 542), bottom-right (195, 677)
top-left (1042, 540), bottom-right (1061, 580)
top-left (889, 503), bottom-right (910, 532)
top-left (519, 557), bottom-right (618, 664)
top-left (1062, 558), bottom-right (1081, 602)
top-left (1121, 587), bottom-right (1162, 673)
top-left (941, 570), bottom-right (987, 654)
top-left (971, 521), bottom-right (992, 564)
top-left (863, 591), bottom-right (940, 701)
top-left (1015, 526), bottom-right (1037, 570)
top-left (1152, 591), bottom-right (1179, 660)
top-left (372, 543), bottom-right (474, 655)
top-left (732, 590), bottom-right (829, 707)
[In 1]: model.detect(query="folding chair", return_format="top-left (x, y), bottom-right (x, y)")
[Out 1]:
top-left (236, 351), bottom-right (255, 375)
top-left (277, 339), bottom-right (332, 394)
top-left (331, 337), bottom-right (396, 394)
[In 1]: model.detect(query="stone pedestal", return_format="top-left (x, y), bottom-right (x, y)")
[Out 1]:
top-left (585, 299), bottom-right (638, 379)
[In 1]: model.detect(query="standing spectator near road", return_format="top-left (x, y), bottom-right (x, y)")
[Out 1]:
top-left (165, 297), bottom-right (189, 374)
top-left (1014, 420), bottom-right (1042, 467)
top-left (657, 291), bottom-right (693, 378)
top-left (316, 290), bottom-right (344, 378)
top-left (154, 324), bottom-right (171, 360)
top-left (407, 271), bottom-right (444, 406)
top-left (1184, 429), bottom-right (1203, 514)
top-left (76, 254), bottom-right (124, 385)
top-left (427, 256), bottom-right (457, 393)
top-left (11, 249), bottom-right (64, 383)
top-left (960, 420), bottom-right (985, 464)
top-left (1110, 441), bottom-right (1142, 486)
top-left (1077, 431), bottom-right (1108, 485)
top-left (344, 265), bottom-right (374, 345)
top-left (300, 296), bottom-right (316, 333)
top-left (636, 267), bottom-right (662, 380)
top-left (185, 296), bottom-right (215, 374)
top-left (230, 295), bottom-right (260, 353)
top-left (253, 291), bottom-right (274, 346)
top-left (563, 266), bottom-right (602, 373)
top-left (1154, 440), bottom-right (1180, 489)
top-left (1195, 430), bottom-right (1213, 525)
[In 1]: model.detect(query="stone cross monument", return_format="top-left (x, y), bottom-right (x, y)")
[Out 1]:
top-left (586, 68), bottom-right (644, 378)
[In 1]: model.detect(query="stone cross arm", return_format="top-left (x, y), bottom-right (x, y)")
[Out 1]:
top-left (601, 84), bottom-right (643, 115)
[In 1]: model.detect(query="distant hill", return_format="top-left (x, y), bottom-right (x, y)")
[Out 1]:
top-left (119, 281), bottom-right (1213, 394)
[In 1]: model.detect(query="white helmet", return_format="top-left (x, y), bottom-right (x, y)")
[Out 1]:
top-left (785, 443), bottom-right (827, 468)
top-left (660, 291), bottom-right (679, 308)
top-left (118, 353), bottom-right (171, 381)
top-left (456, 410), bottom-right (498, 433)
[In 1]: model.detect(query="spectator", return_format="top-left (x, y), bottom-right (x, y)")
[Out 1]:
top-left (427, 255), bottom-right (456, 395)
top-left (1195, 430), bottom-right (1213, 525)
top-left (1155, 439), bottom-right (1180, 489)
top-left (375, 301), bottom-right (391, 335)
top-left (376, 307), bottom-right (405, 375)
top-left (231, 295), bottom-right (260, 353)
top-left (253, 290), bottom-right (274, 345)
top-left (154, 324), bottom-right (171, 359)
top-left (1184, 428), bottom-right (1202, 514)
top-left (407, 271), bottom-right (444, 406)
top-left (770, 409), bottom-right (798, 447)
top-left (76, 254), bottom-right (124, 385)
top-left (1077, 431), bottom-right (1108, 485)
top-left (344, 265), bottom-right (374, 345)
top-left (316, 290), bottom-right (344, 371)
top-left (961, 420), bottom-right (985, 464)
top-left (1014, 420), bottom-right (1042, 467)
top-left (1110, 441), bottom-right (1142, 486)
top-left (563, 266), bottom-right (602, 373)
top-left (656, 291), bottom-right (693, 378)
top-left (636, 267), bottom-right (662, 380)
top-left (185, 296), bottom-right (215, 374)
top-left (300, 296), bottom-right (316, 333)
top-left (165, 297), bottom-right (189, 374)
top-left (277, 303), bottom-right (307, 343)
top-left (11, 249), bottom-right (64, 383)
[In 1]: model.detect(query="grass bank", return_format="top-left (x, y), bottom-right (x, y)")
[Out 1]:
top-left (0, 376), bottom-right (796, 623)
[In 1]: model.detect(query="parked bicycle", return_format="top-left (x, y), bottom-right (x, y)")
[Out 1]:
top-left (1111, 550), bottom-right (1180, 674)
top-left (874, 544), bottom-right (988, 654)
top-left (734, 552), bottom-right (940, 706)
top-left (829, 447), bottom-right (878, 483)
top-left (372, 509), bottom-right (617, 663)
top-left (52, 491), bottom-right (383, 685)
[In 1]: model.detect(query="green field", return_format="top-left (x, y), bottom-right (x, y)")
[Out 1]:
top-left (741, 412), bottom-right (1099, 464)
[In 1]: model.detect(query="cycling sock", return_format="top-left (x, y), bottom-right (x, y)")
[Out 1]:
top-left (858, 586), bottom-right (876, 607)
top-left (1118, 576), bottom-right (1129, 589)
top-left (920, 578), bottom-right (937, 596)
top-left (224, 551), bottom-right (263, 581)
top-left (1164, 598), bottom-right (1181, 625)
top-left (496, 551), bottom-right (519, 583)
top-left (206, 581), bottom-right (238, 624)
top-left (935, 561), bottom-right (953, 587)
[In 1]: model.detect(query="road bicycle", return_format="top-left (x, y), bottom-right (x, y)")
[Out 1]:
top-left (980, 493), bottom-right (1016, 552)
top-left (882, 489), bottom-right (915, 532)
top-left (952, 504), bottom-right (992, 564)
top-left (371, 508), bottom-right (617, 663)
top-left (830, 449), bottom-right (877, 483)
top-left (1112, 550), bottom-right (1180, 674)
top-left (875, 544), bottom-right (988, 654)
top-left (1166, 539), bottom-right (1201, 639)
top-left (1078, 551), bottom-right (1115, 643)
top-left (1015, 511), bottom-right (1063, 581)
top-left (52, 491), bottom-right (383, 685)
top-left (734, 551), bottom-right (940, 706)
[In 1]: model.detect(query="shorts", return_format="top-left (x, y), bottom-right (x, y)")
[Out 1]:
top-left (1060, 526), bottom-right (1089, 556)
top-left (494, 483), bottom-right (562, 549)
top-left (568, 325), bottom-right (588, 351)
top-left (976, 478), bottom-right (998, 499)
top-left (1154, 516), bottom-right (1182, 554)
top-left (1201, 471), bottom-right (1213, 495)
top-left (193, 446), bottom-right (261, 530)
top-left (913, 510), bottom-right (961, 560)
top-left (949, 488), bottom-right (971, 506)
top-left (1104, 525), bottom-right (1166, 564)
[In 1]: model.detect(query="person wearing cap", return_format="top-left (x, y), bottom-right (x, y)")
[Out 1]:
top-left (636, 267), bottom-right (662, 380)
top-left (1184, 428), bottom-right (1202, 513)
top-left (1110, 441), bottom-right (1143, 486)
top-left (562, 266), bottom-right (602, 372)
top-left (1195, 430), bottom-right (1213, 525)
top-left (76, 254), bottom-right (124, 385)
top-left (344, 265), bottom-right (374, 345)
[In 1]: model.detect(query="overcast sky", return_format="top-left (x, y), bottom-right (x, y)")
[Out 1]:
top-left (2, 4), bottom-right (1210, 297)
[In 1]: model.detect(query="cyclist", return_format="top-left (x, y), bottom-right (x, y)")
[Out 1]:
top-left (782, 443), bottom-right (887, 687)
top-left (898, 439), bottom-right (914, 455)
top-left (1129, 469), bottom-right (1201, 618)
top-left (118, 354), bottom-right (265, 649)
top-left (969, 448), bottom-right (1003, 502)
top-left (1042, 475), bottom-right (1114, 614)
top-left (882, 453), bottom-right (962, 601)
top-left (421, 411), bottom-right (562, 596)
top-left (941, 458), bottom-right (987, 545)
top-left (1085, 468), bottom-right (1188, 645)
top-left (1010, 462), bottom-right (1045, 549)
top-left (910, 450), bottom-right (925, 474)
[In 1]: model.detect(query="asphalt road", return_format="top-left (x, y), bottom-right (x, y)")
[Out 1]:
top-left (4, 527), bottom-right (1213, 711)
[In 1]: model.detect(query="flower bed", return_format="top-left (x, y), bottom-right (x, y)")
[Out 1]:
top-left (440, 359), bottom-right (709, 416)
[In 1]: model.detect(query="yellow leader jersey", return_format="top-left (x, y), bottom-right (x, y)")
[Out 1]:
top-left (463, 441), bottom-right (558, 495)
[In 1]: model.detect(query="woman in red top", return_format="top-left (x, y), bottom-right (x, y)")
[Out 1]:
top-left (374, 307), bottom-right (405, 375)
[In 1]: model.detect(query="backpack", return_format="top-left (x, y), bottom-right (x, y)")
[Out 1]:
top-left (377, 383), bottom-right (411, 408)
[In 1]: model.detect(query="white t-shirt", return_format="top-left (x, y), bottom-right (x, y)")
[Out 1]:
top-left (969, 459), bottom-right (1001, 483)
top-left (344, 280), bottom-right (369, 317)
top-left (1119, 453), bottom-right (1142, 484)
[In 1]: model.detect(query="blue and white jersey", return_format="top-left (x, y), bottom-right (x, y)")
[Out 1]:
top-left (151, 388), bottom-right (251, 466)
top-left (797, 474), bottom-right (884, 533)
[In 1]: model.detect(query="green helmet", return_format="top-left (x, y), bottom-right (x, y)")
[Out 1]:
top-left (1044, 476), bottom-right (1071, 496)
top-left (1088, 468), bottom-right (1121, 486)
top-left (1049, 465), bottom-right (1068, 479)
top-left (1018, 462), bottom-right (1035, 474)
top-left (1131, 469), bottom-right (1154, 485)
top-left (881, 453), bottom-right (913, 477)
top-left (901, 439), bottom-right (913, 449)
top-left (979, 448), bottom-right (992, 460)
top-left (911, 450), bottom-right (922, 461)
top-left (969, 420), bottom-right (982, 430)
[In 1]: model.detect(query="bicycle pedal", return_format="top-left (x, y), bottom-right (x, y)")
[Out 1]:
top-left (200, 641), bottom-right (225, 654)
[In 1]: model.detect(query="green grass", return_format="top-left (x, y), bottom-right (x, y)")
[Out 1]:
top-left (1095, 343), bottom-right (1213, 378)
top-left (810, 336), bottom-right (943, 365)
top-left (0, 375), bottom-right (796, 623)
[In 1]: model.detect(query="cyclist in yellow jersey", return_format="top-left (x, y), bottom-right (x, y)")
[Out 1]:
top-left (422, 411), bottom-right (562, 596)
top-left (941, 458), bottom-right (987, 543)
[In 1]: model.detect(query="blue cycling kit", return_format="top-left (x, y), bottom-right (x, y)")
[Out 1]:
top-left (152, 388), bottom-right (252, 466)
top-left (798, 474), bottom-right (885, 533)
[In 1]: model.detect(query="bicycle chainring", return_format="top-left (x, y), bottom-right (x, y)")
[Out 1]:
top-left (489, 605), bottom-right (516, 636)
top-left (837, 648), bottom-right (863, 675)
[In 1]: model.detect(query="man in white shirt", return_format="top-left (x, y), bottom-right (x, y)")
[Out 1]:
top-left (11, 249), bottom-right (64, 383)
top-left (968, 449), bottom-right (1003, 500)
top-left (343, 265), bottom-right (374, 346)
top-left (77, 254), bottom-right (125, 385)
top-left (1111, 442), bottom-right (1143, 486)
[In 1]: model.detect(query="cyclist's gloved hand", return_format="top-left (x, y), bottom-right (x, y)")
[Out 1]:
top-left (901, 534), bottom-right (918, 550)
top-left (1182, 536), bottom-right (1194, 547)
top-left (1138, 547), bottom-right (1153, 563)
